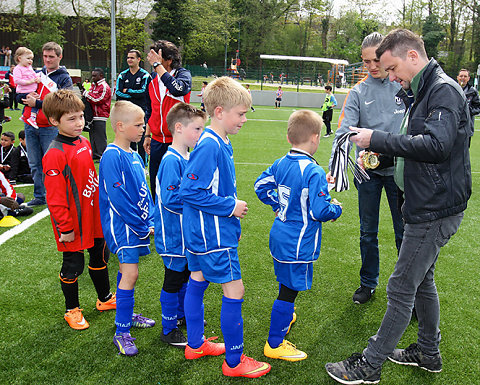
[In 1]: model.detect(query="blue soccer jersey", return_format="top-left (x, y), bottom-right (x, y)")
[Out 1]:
top-left (99, 144), bottom-right (154, 255)
top-left (180, 127), bottom-right (240, 254)
top-left (255, 149), bottom-right (342, 264)
top-left (155, 147), bottom-right (187, 261)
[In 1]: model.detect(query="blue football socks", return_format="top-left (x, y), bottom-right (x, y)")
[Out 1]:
top-left (115, 287), bottom-right (134, 334)
top-left (184, 278), bottom-right (209, 349)
top-left (268, 299), bottom-right (295, 348)
top-left (221, 296), bottom-right (244, 368)
top-left (160, 289), bottom-right (178, 335)
top-left (177, 281), bottom-right (188, 320)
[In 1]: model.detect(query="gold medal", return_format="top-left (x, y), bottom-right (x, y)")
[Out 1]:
top-left (362, 151), bottom-right (380, 170)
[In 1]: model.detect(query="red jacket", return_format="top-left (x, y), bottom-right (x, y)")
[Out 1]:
top-left (146, 68), bottom-right (191, 143)
top-left (43, 135), bottom-right (103, 252)
top-left (6, 71), bottom-right (16, 88)
top-left (85, 78), bottom-right (111, 120)
top-left (0, 171), bottom-right (16, 200)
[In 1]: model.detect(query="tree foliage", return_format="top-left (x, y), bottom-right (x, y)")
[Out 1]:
top-left (422, 14), bottom-right (445, 59)
top-left (150, 1), bottom-right (193, 46)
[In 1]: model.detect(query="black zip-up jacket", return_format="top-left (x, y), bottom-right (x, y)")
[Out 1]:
top-left (369, 59), bottom-right (471, 224)
top-left (463, 83), bottom-right (480, 133)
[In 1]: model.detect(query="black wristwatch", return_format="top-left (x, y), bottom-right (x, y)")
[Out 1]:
top-left (153, 62), bottom-right (161, 69)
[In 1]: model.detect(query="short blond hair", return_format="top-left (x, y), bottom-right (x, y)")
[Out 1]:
top-left (14, 47), bottom-right (33, 64)
top-left (287, 110), bottom-right (323, 145)
top-left (43, 90), bottom-right (84, 124)
top-left (203, 77), bottom-right (251, 117)
top-left (110, 101), bottom-right (144, 131)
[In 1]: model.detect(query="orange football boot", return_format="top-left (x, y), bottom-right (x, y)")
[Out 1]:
top-left (222, 354), bottom-right (272, 378)
top-left (64, 307), bottom-right (89, 330)
top-left (185, 336), bottom-right (226, 359)
top-left (96, 293), bottom-right (116, 311)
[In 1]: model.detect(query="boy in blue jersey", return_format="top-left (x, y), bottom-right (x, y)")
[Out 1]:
top-left (254, 110), bottom-right (342, 361)
top-left (155, 102), bottom-right (206, 347)
top-left (99, 101), bottom-right (156, 356)
top-left (180, 77), bottom-right (271, 378)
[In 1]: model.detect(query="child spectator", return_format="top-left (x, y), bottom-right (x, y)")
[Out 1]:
top-left (0, 131), bottom-right (20, 183)
top-left (180, 77), bottom-right (271, 378)
top-left (16, 130), bottom-right (33, 183)
top-left (254, 110), bottom-right (342, 361)
top-left (0, 170), bottom-right (33, 218)
top-left (197, 81), bottom-right (208, 112)
top-left (275, 86), bottom-right (283, 108)
top-left (321, 85), bottom-right (337, 137)
top-left (155, 102), bottom-right (206, 348)
top-left (42, 90), bottom-right (116, 330)
top-left (13, 47), bottom-right (40, 128)
top-left (99, 101), bottom-right (156, 356)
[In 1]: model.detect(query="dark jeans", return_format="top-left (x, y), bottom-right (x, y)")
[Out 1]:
top-left (89, 120), bottom-right (107, 159)
top-left (364, 212), bottom-right (464, 368)
top-left (355, 173), bottom-right (404, 288)
top-left (9, 88), bottom-right (18, 109)
top-left (149, 139), bottom-right (170, 199)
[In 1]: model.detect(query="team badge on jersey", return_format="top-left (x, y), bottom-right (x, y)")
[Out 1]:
top-left (113, 181), bottom-right (122, 188)
top-left (46, 169), bottom-right (60, 177)
top-left (187, 173), bottom-right (199, 181)
top-left (395, 96), bottom-right (402, 105)
top-left (167, 185), bottom-right (178, 191)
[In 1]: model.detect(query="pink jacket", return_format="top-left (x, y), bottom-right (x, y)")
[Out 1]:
top-left (13, 65), bottom-right (38, 94)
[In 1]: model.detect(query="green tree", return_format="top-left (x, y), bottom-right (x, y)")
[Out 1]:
top-left (16, 14), bottom-right (66, 56)
top-left (150, 1), bottom-right (193, 46)
top-left (422, 14), bottom-right (445, 59)
top-left (181, 0), bottom-right (234, 65)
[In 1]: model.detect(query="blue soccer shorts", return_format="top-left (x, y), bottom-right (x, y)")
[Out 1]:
top-left (162, 255), bottom-right (188, 272)
top-left (186, 248), bottom-right (242, 284)
top-left (117, 246), bottom-right (150, 264)
top-left (274, 259), bottom-right (313, 291)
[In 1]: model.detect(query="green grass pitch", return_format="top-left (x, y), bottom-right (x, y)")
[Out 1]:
top-left (0, 105), bottom-right (479, 384)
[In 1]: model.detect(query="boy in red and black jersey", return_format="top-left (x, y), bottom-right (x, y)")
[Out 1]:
top-left (42, 90), bottom-right (116, 330)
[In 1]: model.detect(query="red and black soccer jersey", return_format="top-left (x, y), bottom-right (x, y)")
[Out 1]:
top-left (43, 134), bottom-right (103, 252)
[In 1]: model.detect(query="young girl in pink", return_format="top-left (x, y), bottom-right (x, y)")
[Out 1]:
top-left (13, 47), bottom-right (40, 128)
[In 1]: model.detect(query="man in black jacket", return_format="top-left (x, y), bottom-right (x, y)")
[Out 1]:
top-left (325, 29), bottom-right (472, 384)
top-left (457, 68), bottom-right (480, 136)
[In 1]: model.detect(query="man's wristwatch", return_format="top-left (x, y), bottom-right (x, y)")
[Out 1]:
top-left (153, 62), bottom-right (161, 69)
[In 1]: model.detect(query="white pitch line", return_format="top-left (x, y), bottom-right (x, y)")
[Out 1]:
top-left (0, 208), bottom-right (50, 246)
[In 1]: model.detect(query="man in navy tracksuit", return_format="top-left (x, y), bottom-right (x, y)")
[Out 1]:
top-left (116, 49), bottom-right (149, 161)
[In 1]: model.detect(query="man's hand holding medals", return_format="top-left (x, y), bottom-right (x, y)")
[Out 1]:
top-left (349, 126), bottom-right (380, 170)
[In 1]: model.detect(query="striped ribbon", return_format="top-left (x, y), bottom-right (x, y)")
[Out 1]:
top-left (330, 132), bottom-right (370, 192)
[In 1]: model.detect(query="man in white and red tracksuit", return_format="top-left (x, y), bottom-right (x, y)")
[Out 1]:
top-left (84, 68), bottom-right (111, 160)
top-left (144, 40), bottom-right (192, 197)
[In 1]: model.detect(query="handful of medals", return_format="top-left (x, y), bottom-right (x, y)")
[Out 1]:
top-left (362, 151), bottom-right (380, 170)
